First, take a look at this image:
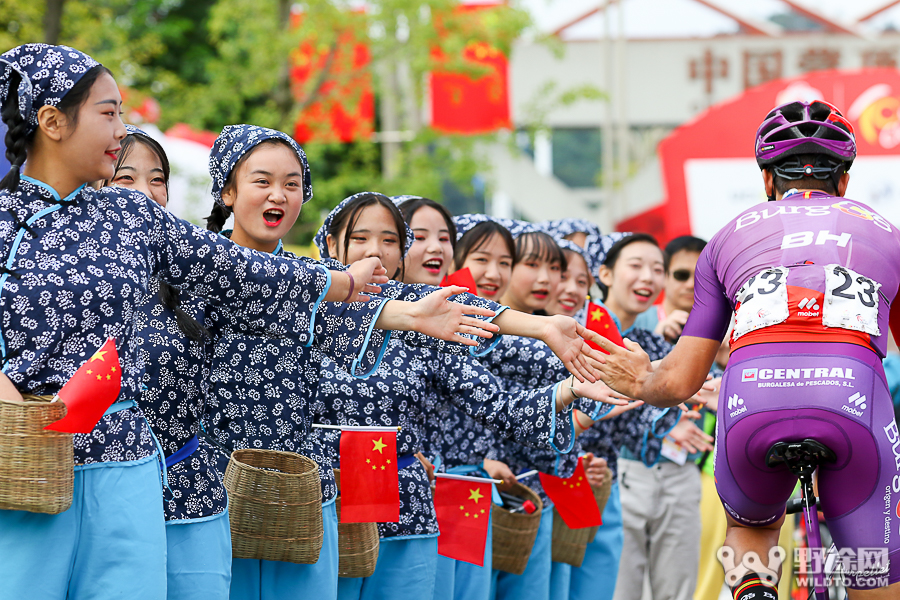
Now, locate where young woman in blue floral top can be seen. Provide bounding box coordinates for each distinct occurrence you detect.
[312,194,625,600]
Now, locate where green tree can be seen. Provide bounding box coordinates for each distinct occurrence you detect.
[1,1,600,244]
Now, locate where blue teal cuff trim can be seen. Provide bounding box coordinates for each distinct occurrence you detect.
[103,400,135,416]
[549,382,575,455]
[469,305,508,357]
[351,298,391,378]
[589,400,615,421]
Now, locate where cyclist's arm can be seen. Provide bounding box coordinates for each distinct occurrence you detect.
[594,244,729,407]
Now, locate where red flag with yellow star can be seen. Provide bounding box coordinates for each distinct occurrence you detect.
[585,302,625,354]
[538,457,603,529]
[339,430,400,523]
[434,476,493,565]
[45,338,122,434]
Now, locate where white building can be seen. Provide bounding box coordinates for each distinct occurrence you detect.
[492,0,900,231]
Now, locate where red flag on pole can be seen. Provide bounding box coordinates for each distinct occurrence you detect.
[339,430,400,523]
[440,268,477,294]
[538,457,603,529]
[45,338,122,434]
[585,302,625,354]
[434,475,493,565]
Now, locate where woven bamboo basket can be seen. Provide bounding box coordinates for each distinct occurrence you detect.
[224,448,323,564]
[333,468,380,578]
[551,466,614,567]
[0,395,73,514]
[491,482,543,575]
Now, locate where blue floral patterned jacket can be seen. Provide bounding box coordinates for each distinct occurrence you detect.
[0,178,331,468]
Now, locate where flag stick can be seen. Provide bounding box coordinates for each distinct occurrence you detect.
[311,424,401,432]
[435,473,503,485]
[515,470,539,480]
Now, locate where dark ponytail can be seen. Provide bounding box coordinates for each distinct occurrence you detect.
[205,203,232,234]
[158,282,210,342]
[0,70,29,193]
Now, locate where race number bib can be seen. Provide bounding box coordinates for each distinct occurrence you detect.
[822,265,881,335]
[732,267,790,340]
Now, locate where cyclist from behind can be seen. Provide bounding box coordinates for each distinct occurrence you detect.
[594,100,900,599]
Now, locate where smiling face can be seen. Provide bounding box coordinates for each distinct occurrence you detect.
[111,141,168,207]
[54,71,127,187]
[547,250,591,318]
[221,142,304,253]
[598,240,665,324]
[456,231,514,301]
[501,235,564,314]
[403,206,454,285]
[327,203,403,277]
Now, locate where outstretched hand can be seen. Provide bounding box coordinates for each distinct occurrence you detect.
[411,286,499,346]
[668,413,714,454]
[343,257,389,303]
[588,335,654,399]
[570,376,631,408]
[541,315,605,383]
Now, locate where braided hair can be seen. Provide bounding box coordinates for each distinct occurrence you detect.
[205,203,232,234]
[0,70,29,193]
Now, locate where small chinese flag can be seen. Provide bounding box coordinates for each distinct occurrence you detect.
[339,430,400,523]
[434,477,493,566]
[585,302,625,354]
[538,457,603,529]
[440,268,477,294]
[45,338,122,434]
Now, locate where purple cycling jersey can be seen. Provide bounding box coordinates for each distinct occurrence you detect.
[683,189,900,588]
[683,190,900,357]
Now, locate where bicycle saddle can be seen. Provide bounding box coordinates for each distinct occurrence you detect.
[765,438,837,473]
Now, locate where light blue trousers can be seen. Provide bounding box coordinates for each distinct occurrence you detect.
[0,455,167,600]
[166,510,232,600]
[339,536,439,600]
[569,482,623,600]
[492,506,554,600]
[433,514,493,600]
[230,499,338,600]
[550,560,572,600]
